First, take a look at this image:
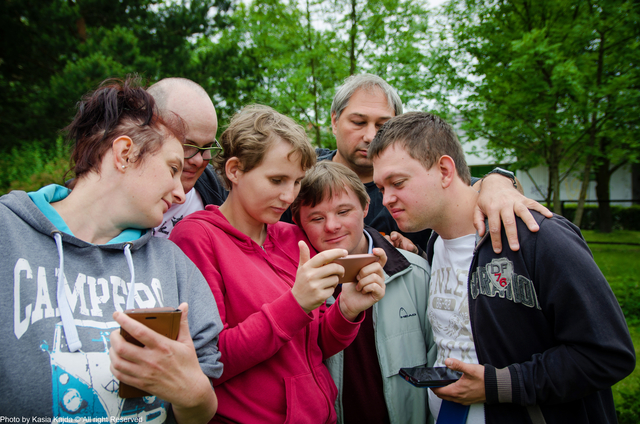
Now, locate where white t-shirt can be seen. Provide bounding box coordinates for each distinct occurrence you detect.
[427,234,485,423]
[152,188,204,238]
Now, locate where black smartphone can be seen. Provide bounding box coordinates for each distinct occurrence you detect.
[118,306,181,398]
[331,254,380,284]
[399,366,462,388]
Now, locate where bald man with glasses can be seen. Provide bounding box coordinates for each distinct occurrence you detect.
[148,78,228,238]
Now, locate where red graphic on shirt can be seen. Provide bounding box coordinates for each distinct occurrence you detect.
[487,258,513,292]
[494,272,508,287]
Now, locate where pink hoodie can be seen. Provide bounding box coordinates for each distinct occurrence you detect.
[170,206,362,423]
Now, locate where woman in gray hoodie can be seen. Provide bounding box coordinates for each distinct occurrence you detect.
[0,77,223,423]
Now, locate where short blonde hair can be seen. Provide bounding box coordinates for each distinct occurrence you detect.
[212,105,316,189]
[291,161,370,226]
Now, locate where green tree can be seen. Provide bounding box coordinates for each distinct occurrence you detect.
[325,0,435,109]
[203,0,436,145]
[590,1,640,231]
[194,0,347,146]
[433,0,640,226]
[0,0,233,154]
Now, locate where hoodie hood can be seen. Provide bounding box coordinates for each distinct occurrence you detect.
[183,204,304,264]
[192,204,258,250]
[19,185,151,250]
[173,204,313,285]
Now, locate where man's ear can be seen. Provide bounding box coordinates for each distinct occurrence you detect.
[112,136,134,171]
[439,155,457,189]
[363,201,370,219]
[331,112,338,136]
[225,157,242,185]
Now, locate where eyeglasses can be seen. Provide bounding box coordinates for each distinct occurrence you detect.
[183,139,222,160]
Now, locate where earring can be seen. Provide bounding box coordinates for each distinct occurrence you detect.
[122,165,126,169]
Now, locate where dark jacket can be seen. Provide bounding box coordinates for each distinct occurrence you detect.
[427,212,635,424]
[194,164,228,206]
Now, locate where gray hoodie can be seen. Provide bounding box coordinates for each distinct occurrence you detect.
[0,189,223,421]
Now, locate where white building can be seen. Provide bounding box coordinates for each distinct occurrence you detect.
[463,137,638,207]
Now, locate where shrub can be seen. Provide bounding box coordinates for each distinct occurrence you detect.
[0,138,71,195]
[608,277,640,326]
[617,389,640,424]
[562,204,640,231]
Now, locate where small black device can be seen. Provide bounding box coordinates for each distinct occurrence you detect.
[399,366,462,388]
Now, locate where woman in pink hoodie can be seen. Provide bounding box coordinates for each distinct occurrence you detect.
[170,105,386,423]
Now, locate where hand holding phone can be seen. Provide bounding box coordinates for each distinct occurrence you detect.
[331,254,380,284]
[399,366,463,388]
[292,242,351,313]
[118,306,181,398]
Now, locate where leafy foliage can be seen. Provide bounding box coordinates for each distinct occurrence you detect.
[585,231,640,419]
[0,0,439,192]
[195,0,434,147]
[616,384,640,424]
[562,204,640,231]
[0,137,71,194]
[0,0,232,153]
[432,0,640,216]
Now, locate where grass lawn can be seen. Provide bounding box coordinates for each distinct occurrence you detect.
[582,230,640,423]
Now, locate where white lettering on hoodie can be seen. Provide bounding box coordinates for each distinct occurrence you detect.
[14,258,162,340]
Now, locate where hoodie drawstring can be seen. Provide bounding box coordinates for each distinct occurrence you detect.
[123,242,136,310]
[53,231,82,352]
[52,234,137,353]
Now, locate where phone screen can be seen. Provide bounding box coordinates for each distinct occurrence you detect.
[399,366,462,388]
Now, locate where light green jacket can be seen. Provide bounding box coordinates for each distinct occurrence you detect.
[325,246,437,424]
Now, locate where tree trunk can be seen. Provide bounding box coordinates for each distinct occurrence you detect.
[575,112,597,227]
[306,0,321,146]
[573,30,611,232]
[633,163,640,206]
[545,173,553,208]
[594,158,613,233]
[573,154,592,228]
[549,139,562,214]
[550,162,561,214]
[349,0,357,75]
